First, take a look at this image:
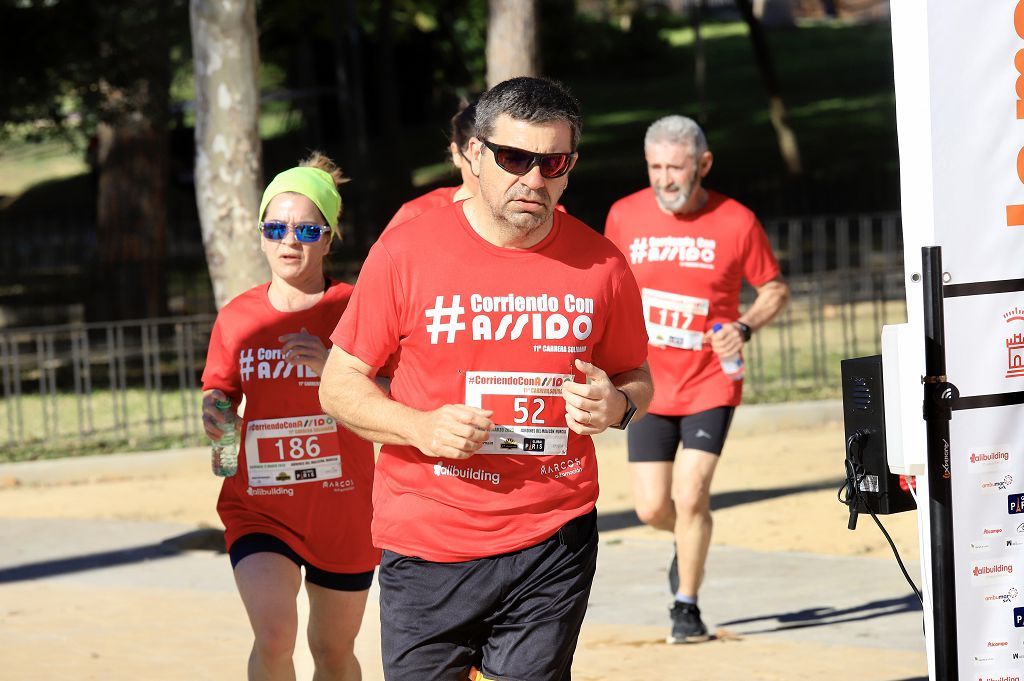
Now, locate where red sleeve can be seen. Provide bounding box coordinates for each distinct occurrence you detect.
[603,204,620,245]
[330,241,404,368]
[383,202,418,234]
[592,263,648,378]
[201,315,243,403]
[741,218,781,287]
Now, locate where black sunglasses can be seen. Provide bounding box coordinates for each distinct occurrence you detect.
[481,140,576,179]
[258,221,331,243]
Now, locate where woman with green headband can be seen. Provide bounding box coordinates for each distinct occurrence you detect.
[201,152,379,681]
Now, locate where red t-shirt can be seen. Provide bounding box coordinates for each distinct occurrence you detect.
[384,186,461,232]
[202,281,380,573]
[605,189,780,416]
[331,204,648,562]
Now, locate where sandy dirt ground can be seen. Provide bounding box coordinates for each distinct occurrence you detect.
[0,422,927,680]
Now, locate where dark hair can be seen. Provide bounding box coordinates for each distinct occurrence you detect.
[474,77,582,151]
[450,100,476,152]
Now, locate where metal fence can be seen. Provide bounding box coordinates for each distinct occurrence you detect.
[0,315,214,459]
[0,212,908,456]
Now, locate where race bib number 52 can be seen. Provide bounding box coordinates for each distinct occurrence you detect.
[465,371,571,456]
[244,415,342,487]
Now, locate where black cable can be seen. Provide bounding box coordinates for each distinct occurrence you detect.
[839,430,924,606]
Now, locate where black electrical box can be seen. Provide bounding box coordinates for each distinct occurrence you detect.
[840,354,916,516]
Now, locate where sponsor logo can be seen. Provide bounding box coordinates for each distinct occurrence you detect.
[982,587,1019,605]
[322,479,354,491]
[499,438,520,450]
[988,641,1010,647]
[982,475,1015,494]
[276,471,291,482]
[968,446,1013,472]
[974,653,996,666]
[1008,538,1024,550]
[523,437,546,453]
[971,541,993,554]
[1015,607,1024,627]
[1005,306,1024,378]
[424,294,595,345]
[627,235,718,269]
[540,457,583,479]
[974,562,1016,583]
[695,428,712,440]
[433,462,500,485]
[246,486,294,497]
[943,439,951,479]
[294,468,317,481]
[984,527,1005,536]
[1009,494,1024,514]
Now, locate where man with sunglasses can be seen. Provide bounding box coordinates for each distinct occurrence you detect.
[320,76,652,681]
[605,115,789,644]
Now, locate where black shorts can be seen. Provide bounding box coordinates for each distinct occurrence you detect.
[379,509,598,681]
[627,407,735,461]
[229,533,374,592]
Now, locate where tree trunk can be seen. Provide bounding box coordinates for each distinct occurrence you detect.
[486,0,539,88]
[736,0,803,176]
[94,112,169,321]
[190,0,268,310]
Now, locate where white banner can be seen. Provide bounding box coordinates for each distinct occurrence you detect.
[892,2,1024,678]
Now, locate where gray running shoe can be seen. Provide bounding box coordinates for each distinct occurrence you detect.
[667,602,712,644]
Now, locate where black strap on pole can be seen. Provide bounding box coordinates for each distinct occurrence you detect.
[920,246,958,679]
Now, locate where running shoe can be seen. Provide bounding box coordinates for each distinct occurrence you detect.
[667,602,712,644]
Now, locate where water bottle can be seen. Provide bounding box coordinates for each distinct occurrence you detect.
[211,399,239,477]
[711,323,745,381]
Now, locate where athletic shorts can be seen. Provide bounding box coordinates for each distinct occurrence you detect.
[379,509,598,681]
[627,407,735,461]
[229,533,374,592]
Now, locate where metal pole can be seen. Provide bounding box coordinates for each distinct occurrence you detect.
[920,246,958,680]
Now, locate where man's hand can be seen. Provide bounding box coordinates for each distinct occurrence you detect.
[201,389,234,441]
[410,404,494,460]
[562,359,628,435]
[704,323,744,359]
[279,327,329,376]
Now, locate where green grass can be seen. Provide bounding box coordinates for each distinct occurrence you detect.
[0,137,88,202]
[0,387,206,462]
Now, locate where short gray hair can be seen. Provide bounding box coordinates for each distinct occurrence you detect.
[644,115,708,157]
[475,77,583,151]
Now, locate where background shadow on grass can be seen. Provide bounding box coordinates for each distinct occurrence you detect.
[597,478,843,532]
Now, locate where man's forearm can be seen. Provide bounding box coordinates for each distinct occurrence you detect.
[320,366,422,446]
[739,280,790,331]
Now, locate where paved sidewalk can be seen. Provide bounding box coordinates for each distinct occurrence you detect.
[0,515,925,680]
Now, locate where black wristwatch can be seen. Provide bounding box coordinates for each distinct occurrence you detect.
[733,321,752,343]
[611,389,637,430]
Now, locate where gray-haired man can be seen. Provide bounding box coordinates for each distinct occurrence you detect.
[605,115,789,644]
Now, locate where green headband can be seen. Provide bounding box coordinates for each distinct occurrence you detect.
[258,166,341,231]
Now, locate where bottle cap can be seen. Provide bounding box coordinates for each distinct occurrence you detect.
[712,323,723,332]
[214,399,231,410]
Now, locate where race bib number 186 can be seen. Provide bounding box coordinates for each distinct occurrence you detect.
[465,371,571,456]
[244,415,342,487]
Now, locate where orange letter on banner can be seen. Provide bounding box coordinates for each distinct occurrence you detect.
[1016,50,1024,119]
[1016,0,1024,39]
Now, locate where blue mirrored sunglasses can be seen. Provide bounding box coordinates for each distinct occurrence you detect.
[258,221,331,243]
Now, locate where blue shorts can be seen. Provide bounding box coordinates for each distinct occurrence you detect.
[229,533,374,592]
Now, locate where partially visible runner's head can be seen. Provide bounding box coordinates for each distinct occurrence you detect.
[449,99,479,194]
[643,115,713,216]
[470,77,582,237]
[257,151,349,281]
